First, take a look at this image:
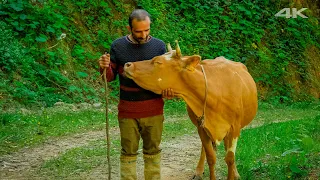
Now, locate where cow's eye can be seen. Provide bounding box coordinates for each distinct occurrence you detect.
[155,61,162,65]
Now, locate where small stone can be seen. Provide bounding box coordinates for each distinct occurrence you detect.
[77,102,91,109]
[54,102,64,106]
[93,103,102,108]
[20,108,31,115]
[65,104,76,110]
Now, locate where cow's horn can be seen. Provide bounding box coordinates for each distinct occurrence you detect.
[175,40,182,57]
[167,43,172,53]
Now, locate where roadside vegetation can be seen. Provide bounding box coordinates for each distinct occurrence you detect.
[1,0,319,109]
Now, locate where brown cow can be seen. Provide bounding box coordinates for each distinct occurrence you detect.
[124,41,258,180]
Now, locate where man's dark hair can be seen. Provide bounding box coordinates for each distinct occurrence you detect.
[128,9,151,29]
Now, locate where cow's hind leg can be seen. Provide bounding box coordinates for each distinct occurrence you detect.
[198,127,216,180]
[224,136,240,180]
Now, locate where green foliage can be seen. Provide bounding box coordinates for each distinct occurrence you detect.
[0,20,68,106]
[164,99,187,116]
[0,1,72,107]
[0,21,24,72]
[1,0,319,107]
[0,0,67,44]
[140,0,320,104]
[0,0,126,107]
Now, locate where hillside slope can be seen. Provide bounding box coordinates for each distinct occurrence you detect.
[0,0,319,109]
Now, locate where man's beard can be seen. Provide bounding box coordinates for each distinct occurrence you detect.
[132,34,149,44]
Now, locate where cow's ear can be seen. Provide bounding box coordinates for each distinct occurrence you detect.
[185,55,201,71]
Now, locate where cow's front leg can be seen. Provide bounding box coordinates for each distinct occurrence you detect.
[191,146,206,180]
[187,105,206,179]
[198,126,216,180]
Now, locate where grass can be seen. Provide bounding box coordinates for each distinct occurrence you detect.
[1,100,319,155]
[1,100,319,179]
[253,101,320,126]
[38,117,319,179]
[33,100,194,179]
[237,116,320,179]
[0,107,118,155]
[39,139,118,179]
[0,99,188,155]
[32,101,319,180]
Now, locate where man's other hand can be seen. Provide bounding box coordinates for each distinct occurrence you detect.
[162,88,175,99]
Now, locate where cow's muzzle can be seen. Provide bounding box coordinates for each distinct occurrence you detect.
[125,62,133,68]
[124,62,134,79]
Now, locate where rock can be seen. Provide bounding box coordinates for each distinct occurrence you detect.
[92,103,102,108]
[54,102,65,107]
[65,104,77,111]
[77,102,91,109]
[20,108,30,115]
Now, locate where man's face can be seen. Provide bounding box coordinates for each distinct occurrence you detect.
[130,17,151,44]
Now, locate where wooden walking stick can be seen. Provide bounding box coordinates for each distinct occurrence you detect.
[103,53,112,180]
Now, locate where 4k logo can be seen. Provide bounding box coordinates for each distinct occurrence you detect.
[275,8,308,18]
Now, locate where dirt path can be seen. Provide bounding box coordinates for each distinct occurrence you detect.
[0,129,220,179]
[0,130,109,179]
[0,129,203,179]
[0,117,285,180]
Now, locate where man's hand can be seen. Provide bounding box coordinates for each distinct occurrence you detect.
[99,53,110,69]
[162,88,175,99]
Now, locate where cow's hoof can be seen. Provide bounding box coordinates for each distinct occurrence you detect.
[190,175,202,180]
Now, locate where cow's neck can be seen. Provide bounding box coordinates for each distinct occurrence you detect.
[176,66,207,117]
